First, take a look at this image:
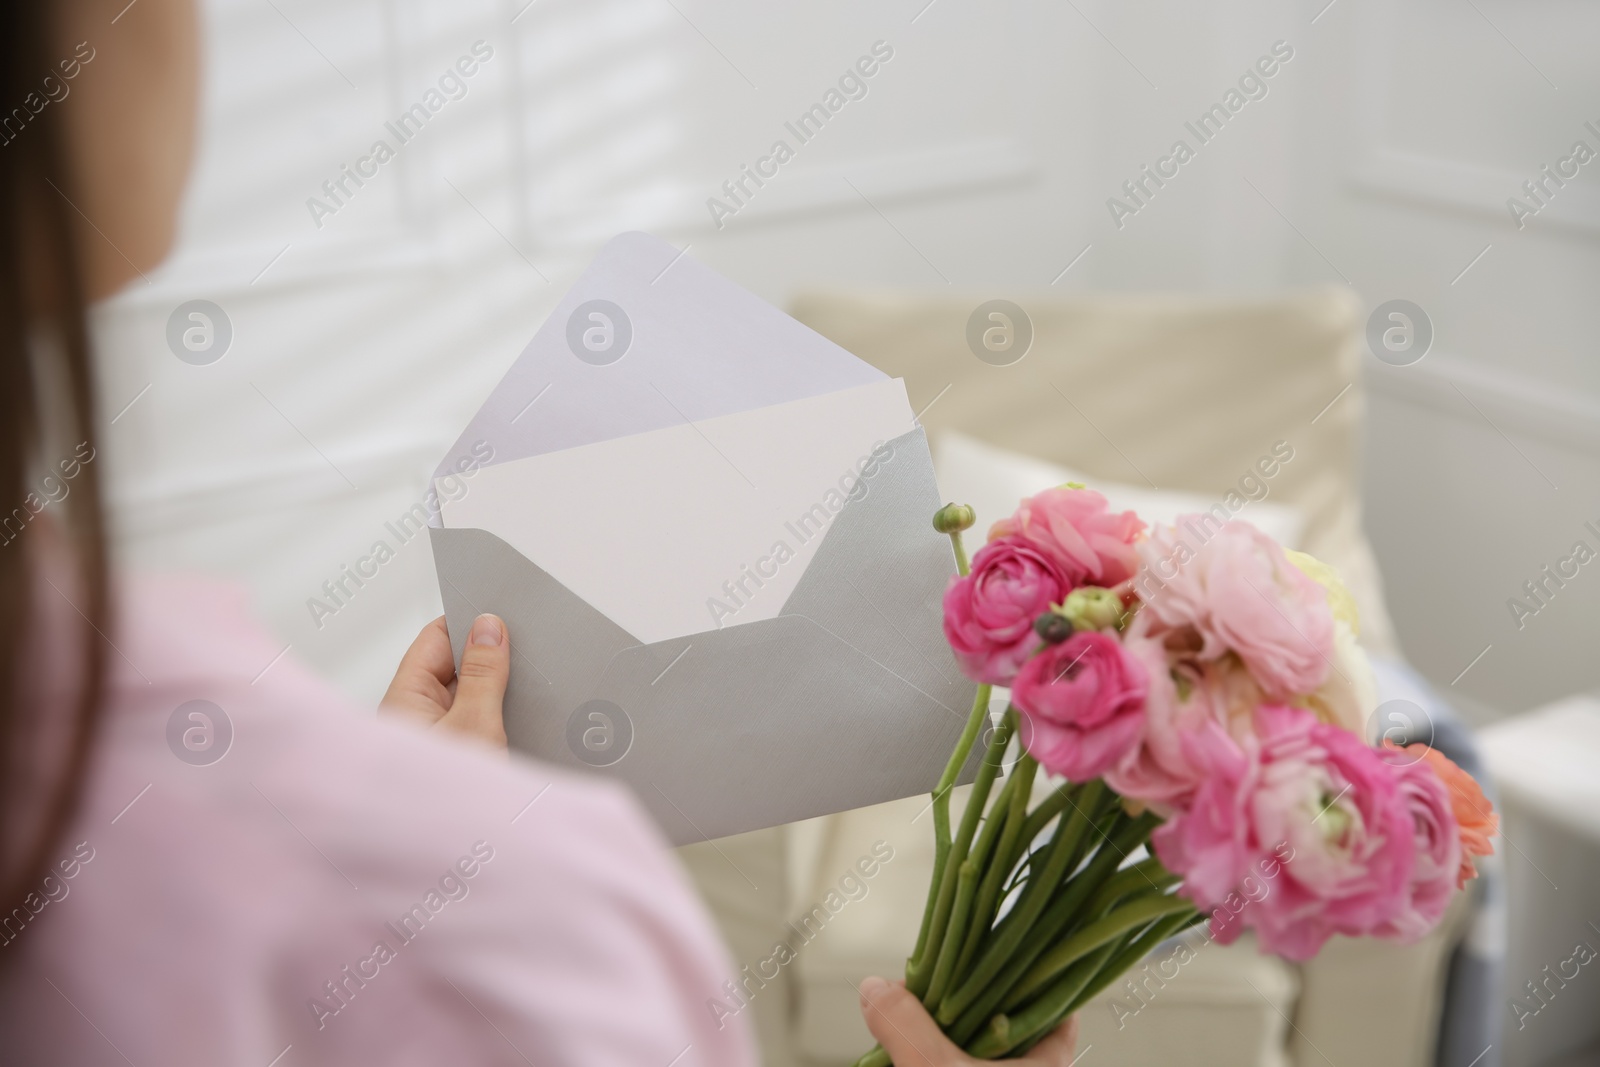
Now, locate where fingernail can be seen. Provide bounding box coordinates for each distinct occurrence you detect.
[859,976,889,1001]
[470,614,503,647]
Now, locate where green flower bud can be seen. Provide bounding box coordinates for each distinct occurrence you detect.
[932,503,976,535]
[1058,586,1125,632]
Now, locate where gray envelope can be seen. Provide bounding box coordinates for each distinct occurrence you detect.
[431,424,983,844]
[428,232,981,843]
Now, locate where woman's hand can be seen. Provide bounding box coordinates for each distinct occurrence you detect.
[858,977,1080,1066]
[381,614,510,748]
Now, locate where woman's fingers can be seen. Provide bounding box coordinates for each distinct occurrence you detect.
[857,975,1079,1067]
[380,616,456,725]
[435,613,509,748]
[381,614,509,748]
[858,977,965,1067]
[403,615,459,686]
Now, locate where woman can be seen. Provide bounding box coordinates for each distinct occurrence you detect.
[0,1,1076,1064]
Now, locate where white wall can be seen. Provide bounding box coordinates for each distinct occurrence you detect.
[96,0,1600,720]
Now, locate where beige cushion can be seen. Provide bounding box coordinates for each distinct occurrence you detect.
[788,286,1398,659]
[677,829,801,1067]
[1288,888,1473,1067]
[788,793,945,1062]
[934,430,1309,557]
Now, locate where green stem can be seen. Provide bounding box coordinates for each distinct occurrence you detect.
[936,782,1108,1026]
[1003,910,1203,1062]
[964,765,1021,878]
[1061,908,1201,1017]
[848,1045,889,1067]
[1011,781,1079,860]
[1082,857,1178,918]
[906,682,991,988]
[1003,891,1195,1010]
[916,709,1014,1003]
[949,527,971,577]
[952,754,1038,984]
[926,858,981,1008]
[965,941,1120,1059]
[992,781,1083,904]
[999,781,1080,896]
[908,521,982,990]
[944,809,1154,1043]
[925,715,1025,1005]
[1001,907,1205,1061]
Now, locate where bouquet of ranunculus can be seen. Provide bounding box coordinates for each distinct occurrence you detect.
[852,485,1498,1064]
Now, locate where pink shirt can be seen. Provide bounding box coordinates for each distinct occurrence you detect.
[0,574,756,1066]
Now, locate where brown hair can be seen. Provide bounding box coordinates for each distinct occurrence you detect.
[0,0,109,909]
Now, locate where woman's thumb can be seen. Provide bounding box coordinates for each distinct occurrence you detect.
[447,613,510,746]
[858,977,958,1067]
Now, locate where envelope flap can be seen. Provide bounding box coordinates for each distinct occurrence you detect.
[430,524,637,686]
[438,379,915,645]
[778,426,962,705]
[431,232,885,521]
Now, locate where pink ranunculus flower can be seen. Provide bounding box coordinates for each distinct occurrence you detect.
[1101,630,1213,813]
[1145,720,1257,907]
[989,486,1145,589]
[1372,744,1463,942]
[1013,631,1148,781]
[1135,519,1335,701]
[1152,704,1417,961]
[1103,610,1267,814]
[943,537,1072,686]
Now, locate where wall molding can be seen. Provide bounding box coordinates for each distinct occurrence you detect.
[671,137,1037,233]
[101,138,1035,307]
[1367,352,1600,456]
[1349,148,1600,238]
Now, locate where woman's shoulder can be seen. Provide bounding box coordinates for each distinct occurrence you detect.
[101,572,643,851]
[92,572,684,918]
[11,573,754,1066]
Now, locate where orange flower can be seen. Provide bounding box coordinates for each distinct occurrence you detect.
[1414,745,1498,888]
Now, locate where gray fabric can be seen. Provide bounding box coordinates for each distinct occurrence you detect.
[430,425,982,844]
[1436,898,1503,1067]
